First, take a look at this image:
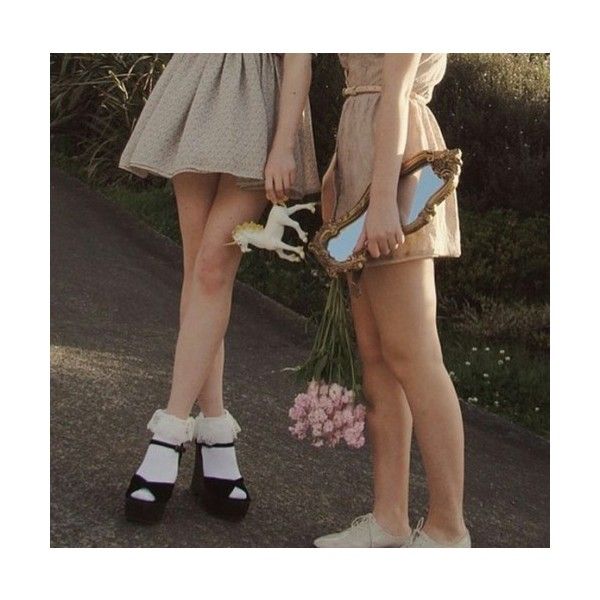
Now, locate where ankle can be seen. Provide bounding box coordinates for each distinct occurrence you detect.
[373,507,411,539]
[422,514,468,543]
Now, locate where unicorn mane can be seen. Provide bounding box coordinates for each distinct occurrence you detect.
[232,221,264,236]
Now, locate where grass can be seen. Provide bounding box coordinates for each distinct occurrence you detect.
[52,154,549,438]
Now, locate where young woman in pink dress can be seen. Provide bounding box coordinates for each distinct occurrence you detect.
[314,53,470,548]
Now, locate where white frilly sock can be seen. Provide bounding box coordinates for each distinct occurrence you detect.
[195,411,247,500]
[131,409,195,502]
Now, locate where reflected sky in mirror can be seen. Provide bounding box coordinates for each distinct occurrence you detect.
[405,165,443,223]
[327,212,367,261]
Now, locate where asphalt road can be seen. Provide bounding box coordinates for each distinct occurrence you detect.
[50,169,550,547]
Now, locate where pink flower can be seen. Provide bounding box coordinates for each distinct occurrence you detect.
[288,405,302,420]
[329,383,343,402]
[308,408,327,425]
[332,412,344,429]
[342,406,354,424]
[289,381,367,449]
[354,404,366,420]
[320,397,334,415]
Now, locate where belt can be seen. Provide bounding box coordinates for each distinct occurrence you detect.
[342,85,427,104]
[342,85,382,97]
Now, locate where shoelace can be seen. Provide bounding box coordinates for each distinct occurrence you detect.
[409,517,425,544]
[350,514,373,529]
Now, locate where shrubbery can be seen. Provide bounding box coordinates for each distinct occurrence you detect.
[50,53,168,184]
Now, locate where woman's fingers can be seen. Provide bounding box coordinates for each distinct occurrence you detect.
[367,238,381,259]
[274,174,287,202]
[366,230,403,258]
[265,174,276,203]
[285,168,296,196]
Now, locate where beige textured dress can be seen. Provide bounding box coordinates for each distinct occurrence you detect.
[119,53,320,199]
[323,53,461,265]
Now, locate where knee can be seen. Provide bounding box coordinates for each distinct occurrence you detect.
[380,335,444,384]
[359,348,388,408]
[192,246,237,294]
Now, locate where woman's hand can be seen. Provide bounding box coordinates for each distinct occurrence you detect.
[354,190,405,258]
[264,144,296,204]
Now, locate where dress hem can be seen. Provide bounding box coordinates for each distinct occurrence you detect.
[365,251,461,268]
[119,161,321,199]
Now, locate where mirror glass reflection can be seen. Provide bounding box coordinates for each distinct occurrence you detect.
[326,164,444,263]
[327,212,367,261]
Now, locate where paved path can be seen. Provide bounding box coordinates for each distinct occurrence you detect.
[50,169,549,547]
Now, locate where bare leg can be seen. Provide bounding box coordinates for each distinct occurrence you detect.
[166,174,267,418]
[349,278,413,539]
[362,258,467,543]
[173,173,225,415]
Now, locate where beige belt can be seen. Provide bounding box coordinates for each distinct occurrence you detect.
[342,85,427,104]
[342,85,382,97]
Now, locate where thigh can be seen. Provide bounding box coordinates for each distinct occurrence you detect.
[173,172,220,274]
[348,276,384,365]
[362,259,443,362]
[195,173,268,271]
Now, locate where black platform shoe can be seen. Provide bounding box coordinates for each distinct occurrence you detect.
[125,439,185,525]
[190,441,251,520]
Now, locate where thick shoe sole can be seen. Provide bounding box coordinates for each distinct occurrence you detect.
[201,493,250,521]
[190,484,250,521]
[125,497,167,525]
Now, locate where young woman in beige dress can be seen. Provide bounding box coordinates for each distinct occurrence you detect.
[314,53,470,547]
[119,54,319,524]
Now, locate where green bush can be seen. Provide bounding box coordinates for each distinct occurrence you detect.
[446,297,549,352]
[50,53,168,185]
[435,208,549,306]
[431,53,549,215]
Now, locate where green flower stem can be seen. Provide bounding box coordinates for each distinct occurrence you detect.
[296,275,360,392]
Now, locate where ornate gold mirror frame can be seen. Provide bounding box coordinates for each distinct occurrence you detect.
[309,148,463,278]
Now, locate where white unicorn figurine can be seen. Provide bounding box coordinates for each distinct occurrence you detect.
[227,202,317,262]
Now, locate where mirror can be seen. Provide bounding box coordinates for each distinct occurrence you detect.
[310,149,462,277]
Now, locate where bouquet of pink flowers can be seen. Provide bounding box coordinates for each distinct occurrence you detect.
[289,380,366,448]
[288,277,366,449]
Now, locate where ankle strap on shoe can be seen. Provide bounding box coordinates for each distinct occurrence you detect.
[149,439,186,454]
[198,441,235,448]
